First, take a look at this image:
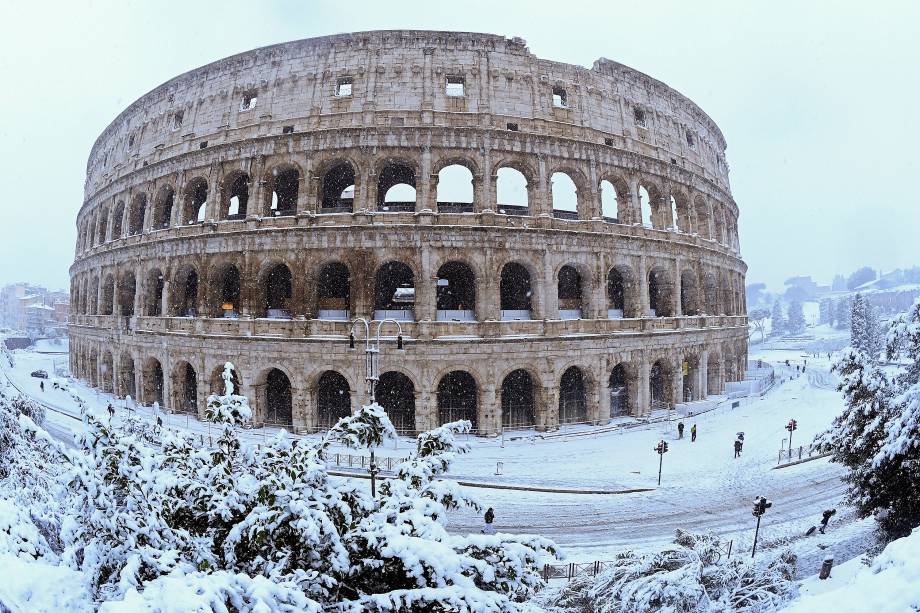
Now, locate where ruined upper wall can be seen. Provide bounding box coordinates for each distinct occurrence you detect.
[85,30,731,198]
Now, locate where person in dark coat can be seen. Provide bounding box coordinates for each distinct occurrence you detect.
[690,424,697,442]
[482,507,496,534]
[819,508,837,533]
[677,421,685,439]
[39,381,44,392]
[734,438,742,458]
[107,403,115,420]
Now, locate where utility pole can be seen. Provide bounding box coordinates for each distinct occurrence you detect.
[654,439,668,486]
[349,317,404,498]
[751,495,772,558]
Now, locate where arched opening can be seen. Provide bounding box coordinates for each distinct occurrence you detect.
[377,162,416,212]
[112,201,125,238]
[118,353,135,399]
[262,264,292,318]
[87,351,98,386]
[609,364,630,417]
[100,351,114,393]
[707,353,722,394]
[128,193,147,235]
[557,265,584,320]
[264,368,293,425]
[153,185,175,229]
[117,272,136,317]
[376,371,416,433]
[88,277,99,314]
[436,261,476,321]
[682,355,700,402]
[436,164,474,213]
[145,269,164,316]
[210,364,242,395]
[496,167,529,215]
[680,270,700,315]
[713,207,726,244]
[173,267,199,317]
[223,172,249,220]
[638,185,652,227]
[673,194,691,233]
[551,172,578,219]
[320,162,355,212]
[607,268,626,318]
[437,371,477,428]
[213,264,241,318]
[500,262,532,320]
[650,359,673,409]
[704,274,719,315]
[501,369,535,429]
[97,210,109,244]
[600,180,620,223]
[559,366,587,424]
[182,177,208,224]
[648,268,674,317]
[317,371,351,429]
[695,198,712,239]
[374,261,414,320]
[317,262,350,320]
[144,359,164,407]
[267,166,299,217]
[175,362,197,414]
[100,275,114,315]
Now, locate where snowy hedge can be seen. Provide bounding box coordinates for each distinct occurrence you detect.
[539,530,797,613]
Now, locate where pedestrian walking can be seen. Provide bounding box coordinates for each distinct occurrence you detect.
[733,438,742,458]
[39,381,44,392]
[677,421,685,439]
[690,424,697,442]
[819,508,836,534]
[482,507,496,535]
[107,403,115,420]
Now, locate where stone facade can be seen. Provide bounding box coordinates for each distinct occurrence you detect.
[69,31,748,435]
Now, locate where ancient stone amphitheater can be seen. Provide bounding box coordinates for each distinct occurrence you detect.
[69,31,747,435]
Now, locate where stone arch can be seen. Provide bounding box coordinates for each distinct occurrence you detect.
[220,169,250,220]
[181,176,209,224]
[680,268,701,316]
[316,370,352,429]
[172,361,198,414]
[703,272,720,315]
[100,350,115,393]
[672,191,692,233]
[608,361,637,417]
[259,262,293,318]
[111,200,125,238]
[599,175,630,222]
[550,171,578,218]
[209,363,243,395]
[263,163,300,217]
[374,260,415,320]
[713,204,727,244]
[437,370,478,429]
[707,350,723,394]
[559,365,589,424]
[117,270,136,317]
[557,262,589,319]
[316,260,351,320]
[607,263,640,318]
[171,264,199,317]
[96,207,109,244]
[100,274,115,315]
[128,192,147,235]
[376,158,417,210]
[436,260,476,321]
[142,357,165,407]
[257,367,293,425]
[375,370,416,433]
[500,368,536,429]
[319,159,356,212]
[153,184,175,229]
[694,195,713,239]
[436,162,475,211]
[495,163,531,214]
[208,261,242,318]
[117,352,136,399]
[144,268,165,316]
[648,266,675,317]
[681,352,702,402]
[649,358,674,409]
[499,260,534,320]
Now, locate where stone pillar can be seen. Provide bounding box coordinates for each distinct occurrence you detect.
[638,256,650,316]
[543,259,558,320]
[417,247,435,322]
[478,145,493,212]
[363,167,378,212]
[205,164,222,221]
[593,255,607,318]
[418,149,433,211]
[538,384,558,432]
[674,257,683,317]
[673,356,684,405]
[638,359,651,416]
[479,384,498,436]
[700,351,709,397]
[248,157,266,218]
[596,363,610,425]
[416,389,437,432]
[533,156,551,216]
[297,156,312,215]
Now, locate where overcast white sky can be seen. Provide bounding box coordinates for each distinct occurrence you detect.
[0,1,917,292]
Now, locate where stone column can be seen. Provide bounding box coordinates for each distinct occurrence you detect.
[638,359,651,416]
[533,156,551,216]
[478,144,493,212]
[248,157,266,218]
[638,255,650,316]
[479,384,498,436]
[673,356,684,405]
[543,259,558,320]
[205,164,222,221]
[674,257,683,317]
[537,384,558,432]
[417,247,435,322]
[416,389,437,432]
[596,362,610,425]
[700,351,709,397]
[418,149,433,211]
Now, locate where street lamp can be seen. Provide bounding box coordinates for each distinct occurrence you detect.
[654,439,668,486]
[348,317,405,497]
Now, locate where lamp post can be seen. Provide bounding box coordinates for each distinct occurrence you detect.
[348,317,405,498]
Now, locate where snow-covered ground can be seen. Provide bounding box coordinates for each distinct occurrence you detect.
[0,334,874,578]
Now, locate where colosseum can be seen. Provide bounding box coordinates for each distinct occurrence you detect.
[69,30,747,436]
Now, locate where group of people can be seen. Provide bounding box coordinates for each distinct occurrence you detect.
[676,421,697,442]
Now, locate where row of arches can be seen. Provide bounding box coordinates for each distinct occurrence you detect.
[70,339,747,435]
[77,155,739,254]
[72,257,745,321]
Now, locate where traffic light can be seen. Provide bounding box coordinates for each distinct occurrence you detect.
[786,419,797,432]
[752,496,772,517]
[655,440,668,454]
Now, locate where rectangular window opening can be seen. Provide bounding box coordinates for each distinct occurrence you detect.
[336,77,353,97]
[128,134,135,147]
[506,122,519,131]
[604,138,614,146]
[633,107,647,128]
[199,141,208,149]
[686,131,695,148]
[446,76,465,97]
[282,125,294,134]
[240,91,258,111]
[552,87,567,108]
[173,110,184,130]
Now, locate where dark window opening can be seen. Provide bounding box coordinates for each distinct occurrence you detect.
[321,162,355,212]
[265,369,292,425]
[650,360,670,408]
[318,371,351,429]
[215,265,241,317]
[181,364,197,413]
[263,265,292,318]
[282,125,294,134]
[183,178,208,224]
[609,364,629,417]
[269,167,299,216]
[317,263,350,318]
[225,173,249,220]
[176,270,198,317]
[686,131,695,148]
[604,138,614,146]
[500,262,532,318]
[118,273,136,317]
[501,369,535,429]
[559,367,587,424]
[173,110,184,130]
[552,87,567,108]
[436,261,475,320]
[376,372,415,433]
[634,107,647,128]
[557,265,583,317]
[128,194,146,235]
[437,371,477,428]
[199,141,208,149]
[374,261,414,319]
[240,91,258,111]
[147,271,164,316]
[506,122,519,131]
[154,187,174,229]
[377,163,416,210]
[607,268,626,317]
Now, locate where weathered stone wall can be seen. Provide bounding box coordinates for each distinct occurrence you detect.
[70,31,748,435]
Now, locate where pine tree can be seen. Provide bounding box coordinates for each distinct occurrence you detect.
[835,297,851,330]
[787,300,805,334]
[819,298,832,325]
[770,301,785,337]
[851,293,868,352]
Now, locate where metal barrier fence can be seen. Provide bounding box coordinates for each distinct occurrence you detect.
[542,540,732,581]
[777,444,827,465]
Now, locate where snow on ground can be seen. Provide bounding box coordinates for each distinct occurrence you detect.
[0,553,92,612]
[0,331,875,578]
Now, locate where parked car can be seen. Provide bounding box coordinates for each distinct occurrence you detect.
[30,370,49,379]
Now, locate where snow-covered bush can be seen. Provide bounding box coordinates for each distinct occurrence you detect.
[539,530,796,613]
[60,362,557,610]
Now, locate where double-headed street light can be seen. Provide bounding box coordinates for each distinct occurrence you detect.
[348,317,405,497]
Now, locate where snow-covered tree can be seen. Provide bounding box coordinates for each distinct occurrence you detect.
[770,301,785,337]
[60,363,558,610]
[786,300,805,334]
[819,298,832,326]
[850,294,884,360]
[834,297,851,330]
[539,530,797,613]
[749,308,769,343]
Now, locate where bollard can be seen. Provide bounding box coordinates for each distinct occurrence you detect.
[819,557,834,580]
[495,461,504,476]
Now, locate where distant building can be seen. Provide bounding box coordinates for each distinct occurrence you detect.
[0,283,69,334]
